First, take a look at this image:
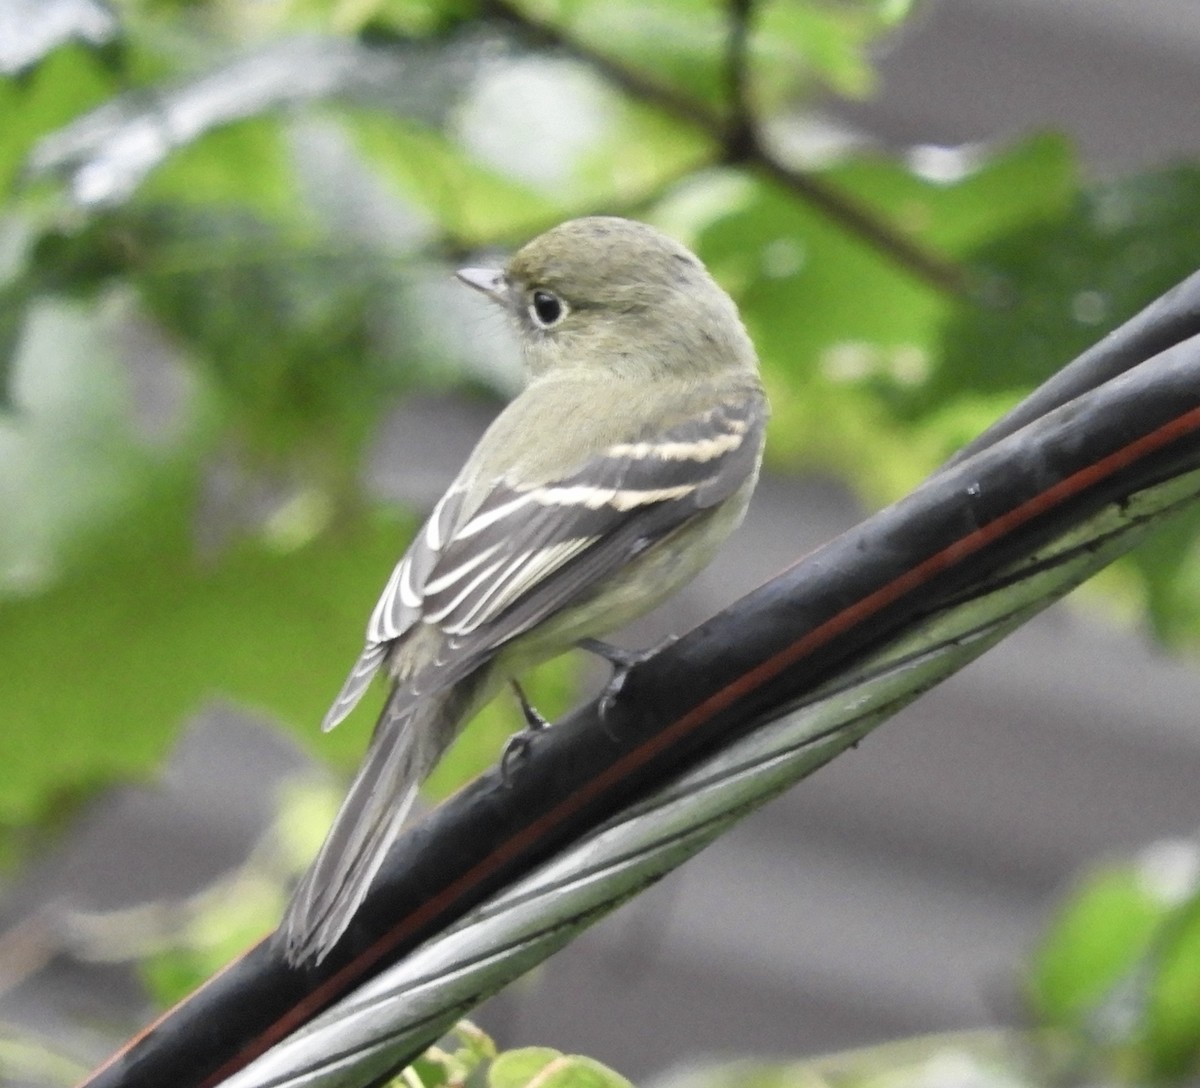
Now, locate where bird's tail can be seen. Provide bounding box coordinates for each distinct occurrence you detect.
[280,675,483,966]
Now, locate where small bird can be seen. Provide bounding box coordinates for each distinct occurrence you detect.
[281,216,768,965]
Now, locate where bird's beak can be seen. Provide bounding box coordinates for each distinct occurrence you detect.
[456,266,509,302]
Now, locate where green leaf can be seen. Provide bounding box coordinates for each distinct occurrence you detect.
[1027,864,1167,1025]
[349,112,562,241]
[1144,892,1200,1080]
[1122,508,1200,645]
[934,164,1200,407]
[405,1021,498,1086]
[0,294,207,591]
[658,136,1075,498]
[0,502,416,844]
[573,96,714,206]
[111,201,420,459]
[0,1026,89,1088]
[504,0,918,118]
[283,0,479,37]
[0,44,118,198]
[515,0,730,113]
[137,115,301,222]
[754,0,900,101]
[0,274,31,411]
[139,870,284,1007]
[931,163,1200,641]
[490,1048,632,1088]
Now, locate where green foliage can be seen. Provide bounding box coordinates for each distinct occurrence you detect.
[933,165,1200,407]
[1027,841,1200,1083]
[4,0,1200,1080]
[685,134,1076,496]
[285,0,481,37]
[0,494,421,832]
[6,0,1021,872]
[349,112,563,238]
[509,0,907,114]
[0,1028,90,1088]
[489,1048,632,1088]
[406,1021,497,1086]
[636,1031,1053,1088]
[369,1025,632,1088]
[139,871,286,1008]
[0,45,118,197]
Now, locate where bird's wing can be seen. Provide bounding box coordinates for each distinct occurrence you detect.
[398,392,765,701]
[323,392,765,730]
[320,485,468,730]
[289,392,764,963]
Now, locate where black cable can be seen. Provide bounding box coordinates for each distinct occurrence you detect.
[80,273,1200,1088]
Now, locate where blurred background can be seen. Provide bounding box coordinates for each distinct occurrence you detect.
[2,1,1200,1085]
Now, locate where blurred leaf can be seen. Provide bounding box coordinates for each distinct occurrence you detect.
[1028,864,1165,1025]
[0,0,121,76]
[0,295,206,589]
[671,135,1076,498]
[930,164,1200,639]
[139,870,283,1007]
[137,115,301,220]
[106,201,422,459]
[446,53,714,225]
[1122,507,1200,645]
[898,133,1077,251]
[0,43,118,198]
[574,96,714,207]
[0,1026,89,1087]
[933,165,1200,408]
[0,502,414,845]
[0,277,30,411]
[1146,893,1200,1080]
[490,1048,632,1088]
[350,112,561,240]
[873,0,920,27]
[1025,841,1200,1083]
[753,0,905,101]
[516,0,730,113]
[510,0,905,116]
[643,1031,1044,1088]
[407,1020,497,1086]
[283,0,479,37]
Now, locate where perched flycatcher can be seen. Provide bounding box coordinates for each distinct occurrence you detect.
[282,216,768,965]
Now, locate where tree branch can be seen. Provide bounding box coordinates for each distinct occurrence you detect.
[723,0,756,161]
[479,0,969,297]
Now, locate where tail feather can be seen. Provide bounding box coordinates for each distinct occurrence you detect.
[320,642,388,733]
[281,676,480,966]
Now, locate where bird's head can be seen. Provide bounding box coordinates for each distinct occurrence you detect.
[457,216,757,382]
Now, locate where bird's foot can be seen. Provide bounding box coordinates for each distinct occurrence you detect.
[501,679,550,784]
[577,636,676,717]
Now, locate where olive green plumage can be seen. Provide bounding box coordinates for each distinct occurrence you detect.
[282,216,768,965]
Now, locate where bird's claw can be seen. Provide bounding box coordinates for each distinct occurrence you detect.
[500,639,677,782]
[502,680,550,785]
[578,636,676,717]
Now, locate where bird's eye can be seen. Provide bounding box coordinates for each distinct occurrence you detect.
[529,290,567,328]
